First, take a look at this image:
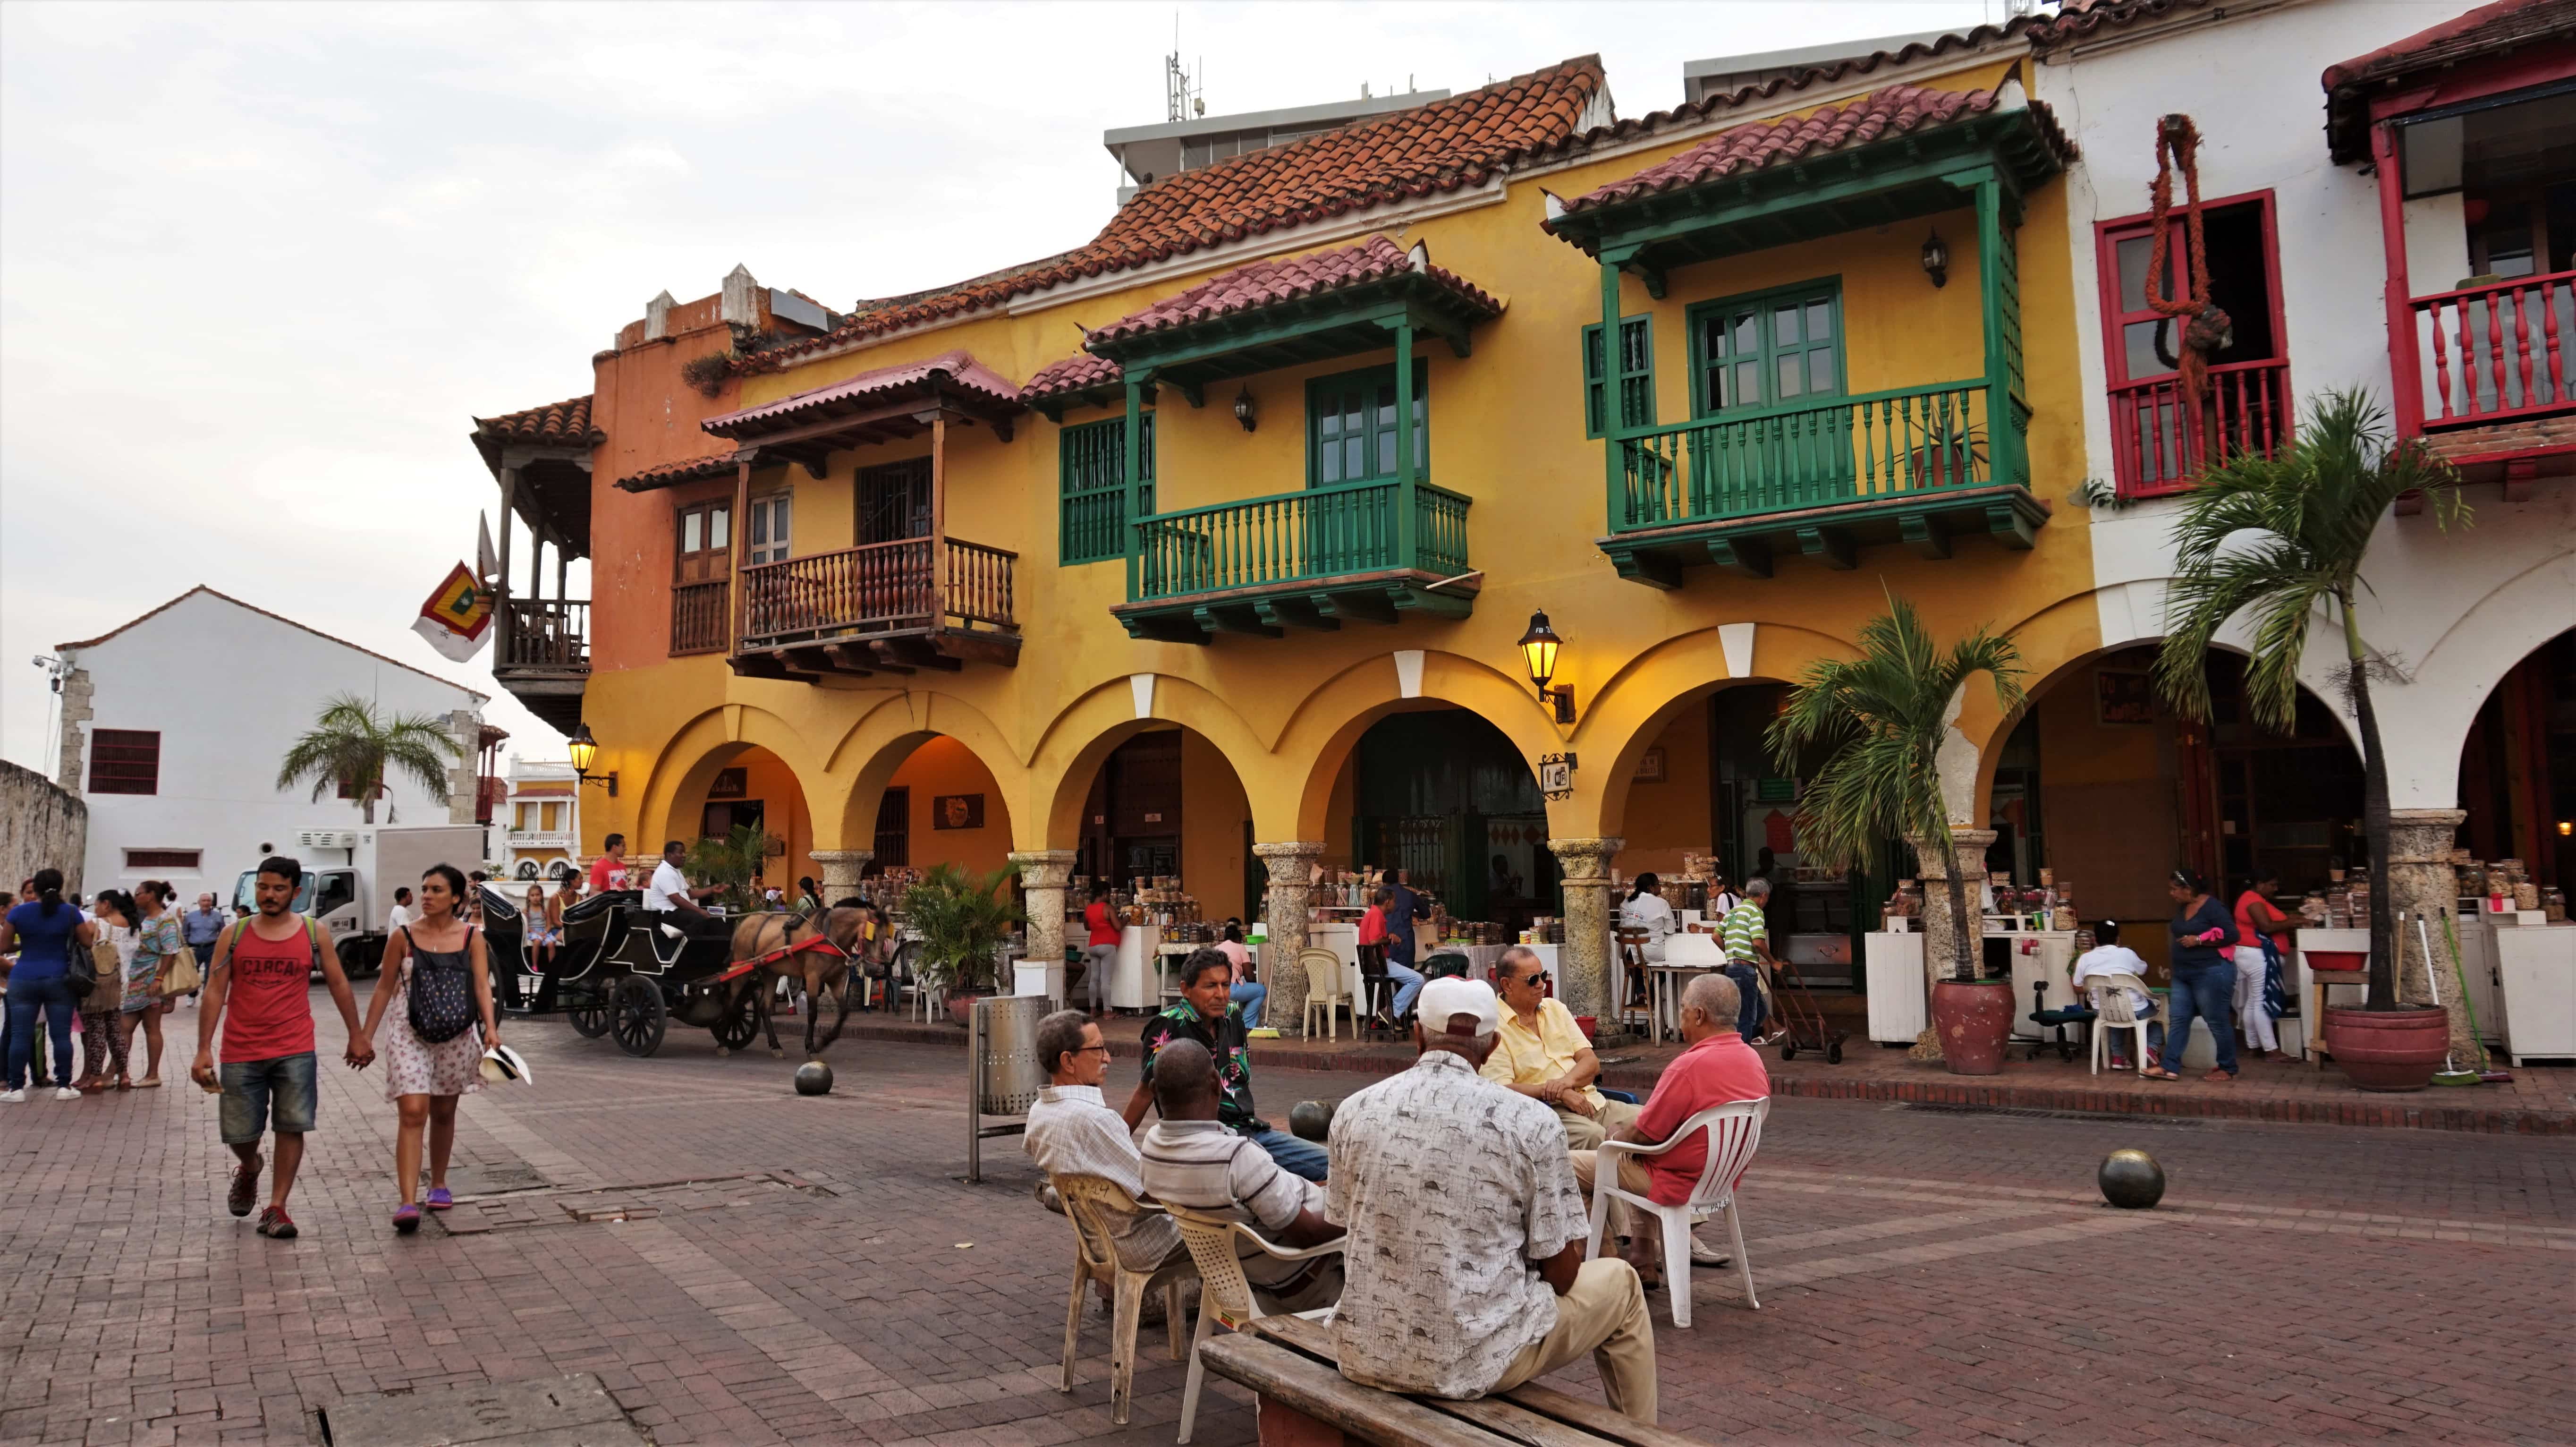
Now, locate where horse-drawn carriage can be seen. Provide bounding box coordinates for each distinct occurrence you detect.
[477,885,859,1060]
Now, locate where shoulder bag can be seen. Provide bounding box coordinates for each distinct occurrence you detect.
[158,918,202,997]
[65,924,100,1000]
[406,926,479,1043]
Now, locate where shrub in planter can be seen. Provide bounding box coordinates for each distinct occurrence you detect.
[903,864,1024,1022]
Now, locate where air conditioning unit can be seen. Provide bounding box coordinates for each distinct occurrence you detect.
[298,830,358,850]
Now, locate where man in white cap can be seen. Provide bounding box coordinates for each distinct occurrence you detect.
[1324,976,1658,1423]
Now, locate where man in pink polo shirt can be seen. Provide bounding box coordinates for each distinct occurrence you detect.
[1569,971,1769,1287]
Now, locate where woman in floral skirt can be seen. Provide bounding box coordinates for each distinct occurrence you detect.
[356,864,499,1234]
[119,880,183,1087]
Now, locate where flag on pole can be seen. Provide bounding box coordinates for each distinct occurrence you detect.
[476,512,499,585]
[415,563,493,663]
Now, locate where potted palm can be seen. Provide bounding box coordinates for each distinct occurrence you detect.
[1770,592,2025,1074]
[2153,389,2466,1090]
[685,825,769,912]
[903,864,1025,1025]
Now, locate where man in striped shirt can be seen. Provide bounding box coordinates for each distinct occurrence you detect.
[1717,878,1779,1043]
[1140,1038,1344,1311]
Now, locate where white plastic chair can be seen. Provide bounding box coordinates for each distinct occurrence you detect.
[2086,972,2159,1075]
[1170,1205,1342,1444]
[1052,1174,1196,1425]
[1584,1097,1769,1327]
[1299,948,1352,1040]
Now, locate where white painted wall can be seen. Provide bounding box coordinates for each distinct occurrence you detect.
[59,589,488,896]
[497,758,582,880]
[2038,0,2576,807]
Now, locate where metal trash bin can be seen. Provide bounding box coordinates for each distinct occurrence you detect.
[966,994,1048,1183]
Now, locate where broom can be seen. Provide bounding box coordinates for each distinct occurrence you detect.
[2440,906,2512,1084]
[2421,911,2481,1087]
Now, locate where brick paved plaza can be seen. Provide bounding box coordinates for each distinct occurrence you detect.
[2,993,2571,1447]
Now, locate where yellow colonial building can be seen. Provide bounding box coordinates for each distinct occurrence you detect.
[474,32,2126,1028]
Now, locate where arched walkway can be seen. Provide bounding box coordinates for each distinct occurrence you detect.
[633,706,827,902]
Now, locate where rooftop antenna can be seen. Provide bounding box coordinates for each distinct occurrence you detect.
[1164,18,1201,123]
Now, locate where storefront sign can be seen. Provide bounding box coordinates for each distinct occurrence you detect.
[1538,752,1577,800]
[934,793,985,830]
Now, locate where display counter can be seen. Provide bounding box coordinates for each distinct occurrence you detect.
[1863,930,1926,1045]
[1107,924,1162,1010]
[2493,917,2575,1065]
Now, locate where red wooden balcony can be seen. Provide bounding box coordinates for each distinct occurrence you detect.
[731,536,1018,679]
[670,580,730,656]
[2108,358,2293,499]
[2409,269,2573,431]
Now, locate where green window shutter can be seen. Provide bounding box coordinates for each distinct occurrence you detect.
[1306,361,1427,487]
[1583,316,1655,439]
[1058,413,1153,565]
[1690,280,1842,415]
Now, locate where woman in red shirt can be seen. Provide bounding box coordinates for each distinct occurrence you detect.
[2232,872,2293,1060]
[1081,885,1119,1015]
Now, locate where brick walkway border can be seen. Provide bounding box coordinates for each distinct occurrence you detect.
[819,1013,2576,1135]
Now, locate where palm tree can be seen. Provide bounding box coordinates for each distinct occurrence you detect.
[1768,592,2025,984]
[2152,388,2466,1011]
[276,693,464,824]
[686,825,771,912]
[905,863,1025,996]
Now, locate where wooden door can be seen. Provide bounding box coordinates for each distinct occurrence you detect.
[676,500,732,583]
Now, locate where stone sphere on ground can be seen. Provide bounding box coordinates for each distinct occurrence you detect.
[794,1060,834,1096]
[1288,1098,1333,1142]
[2098,1147,2165,1209]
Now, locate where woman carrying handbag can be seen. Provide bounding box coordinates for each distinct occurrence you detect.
[354,864,499,1235]
[121,880,184,1087]
[79,891,139,1092]
[0,869,97,1101]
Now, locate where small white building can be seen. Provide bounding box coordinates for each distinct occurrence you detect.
[52,587,491,897]
[496,758,582,882]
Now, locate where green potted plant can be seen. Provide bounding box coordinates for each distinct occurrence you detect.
[903,863,1025,1025]
[1769,591,2025,1074]
[2153,389,2466,1090]
[684,825,769,913]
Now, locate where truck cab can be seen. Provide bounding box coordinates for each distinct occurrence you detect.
[232,825,486,978]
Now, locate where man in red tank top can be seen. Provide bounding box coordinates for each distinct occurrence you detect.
[191,855,373,1239]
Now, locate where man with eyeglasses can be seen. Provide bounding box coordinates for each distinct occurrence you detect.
[1481,946,1641,1149]
[1025,1008,1186,1284]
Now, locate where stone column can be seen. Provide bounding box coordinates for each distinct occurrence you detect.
[1548,837,1623,1023]
[2384,808,2471,1063]
[809,849,872,904]
[1008,850,1078,971]
[1254,843,1325,1035]
[1911,828,1996,986]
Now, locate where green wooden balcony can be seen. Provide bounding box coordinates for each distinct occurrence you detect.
[1600,378,2046,585]
[1112,478,1474,641]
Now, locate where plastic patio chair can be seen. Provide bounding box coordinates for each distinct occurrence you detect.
[2085,972,2160,1075]
[1584,1097,1770,1327]
[1051,1174,1197,1425]
[1299,948,1353,1040]
[1169,1205,1343,1444]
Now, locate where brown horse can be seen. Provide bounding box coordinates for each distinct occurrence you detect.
[720,908,866,1059]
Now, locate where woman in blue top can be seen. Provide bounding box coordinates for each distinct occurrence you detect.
[0,868,100,1102]
[2147,868,2240,1082]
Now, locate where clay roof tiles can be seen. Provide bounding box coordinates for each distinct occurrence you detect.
[744,58,1607,375]
[613,451,742,494]
[1088,235,1501,347]
[703,349,1021,438]
[1557,84,2075,221]
[1020,352,1124,404]
[2322,0,2576,161]
[472,394,597,448]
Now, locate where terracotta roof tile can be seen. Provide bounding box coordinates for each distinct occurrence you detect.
[744,58,1607,375]
[1088,235,1501,346]
[2323,0,2574,161]
[1021,352,1124,404]
[473,394,596,448]
[614,451,741,494]
[703,350,1021,438]
[1555,84,2075,220]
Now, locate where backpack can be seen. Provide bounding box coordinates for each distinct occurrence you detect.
[404,926,478,1044]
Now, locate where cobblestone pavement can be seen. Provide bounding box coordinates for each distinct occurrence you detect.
[1,993,2570,1447]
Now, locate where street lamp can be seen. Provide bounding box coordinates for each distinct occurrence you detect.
[566,723,618,797]
[1518,610,1575,724]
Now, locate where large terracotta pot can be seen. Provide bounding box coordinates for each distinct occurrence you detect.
[943,988,992,1027]
[1932,979,2015,1075]
[2324,1004,2449,1091]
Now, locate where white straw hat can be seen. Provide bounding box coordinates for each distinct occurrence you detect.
[478,1043,532,1086]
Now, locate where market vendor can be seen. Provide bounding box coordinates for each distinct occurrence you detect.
[1122,948,1327,1182]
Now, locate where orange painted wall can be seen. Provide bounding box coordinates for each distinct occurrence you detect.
[890,736,1013,877]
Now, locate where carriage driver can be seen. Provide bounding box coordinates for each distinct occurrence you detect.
[645,841,728,937]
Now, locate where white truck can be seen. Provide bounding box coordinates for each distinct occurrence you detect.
[230,825,488,978]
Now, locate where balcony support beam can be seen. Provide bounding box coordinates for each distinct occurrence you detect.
[1796,526,1856,570]
[1985,502,2038,550]
[1705,537,1771,579]
[1898,513,1951,560]
[1313,589,1396,625]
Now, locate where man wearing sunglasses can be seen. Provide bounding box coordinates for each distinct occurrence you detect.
[1481,946,1641,1149]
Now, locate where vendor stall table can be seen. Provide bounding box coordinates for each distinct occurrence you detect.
[2296,928,2369,1067]
[2494,917,2575,1065]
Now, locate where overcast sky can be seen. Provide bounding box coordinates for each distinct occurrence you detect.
[0,0,1991,773]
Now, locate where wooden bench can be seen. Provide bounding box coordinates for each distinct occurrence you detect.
[1198,1313,1706,1447]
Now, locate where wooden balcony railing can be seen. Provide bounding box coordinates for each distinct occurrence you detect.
[1129,478,1471,602]
[499,597,588,672]
[2410,269,2574,431]
[670,579,730,655]
[1610,380,2011,530]
[2108,358,2292,499]
[739,536,1017,649]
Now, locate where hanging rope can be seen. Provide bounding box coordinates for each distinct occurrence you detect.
[2144,113,2234,459]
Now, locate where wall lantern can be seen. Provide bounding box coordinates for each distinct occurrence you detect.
[1518,610,1576,724]
[566,723,619,797]
[1920,230,1949,289]
[1233,384,1258,433]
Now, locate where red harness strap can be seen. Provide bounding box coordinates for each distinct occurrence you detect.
[710,929,848,986]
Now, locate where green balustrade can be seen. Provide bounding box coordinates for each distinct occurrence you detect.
[1130,479,1472,602]
[1611,380,2001,530]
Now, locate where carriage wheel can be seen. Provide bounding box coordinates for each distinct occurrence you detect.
[567,985,612,1039]
[612,976,668,1057]
[711,987,760,1051]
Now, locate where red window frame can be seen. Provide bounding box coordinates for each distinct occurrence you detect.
[2093,188,2294,497]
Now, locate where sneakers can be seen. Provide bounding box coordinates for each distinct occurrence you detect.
[392,1203,422,1235]
[52,1086,81,1101]
[228,1153,263,1218]
[254,1206,297,1239]
[424,1187,454,1211]
[1687,1237,1733,1269]
[0,1088,24,1104]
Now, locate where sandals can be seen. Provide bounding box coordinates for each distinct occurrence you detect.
[392,1203,422,1235]
[228,1153,263,1217]
[425,1187,454,1211]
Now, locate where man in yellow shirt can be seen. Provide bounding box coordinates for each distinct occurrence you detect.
[1482,947,1642,1149]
